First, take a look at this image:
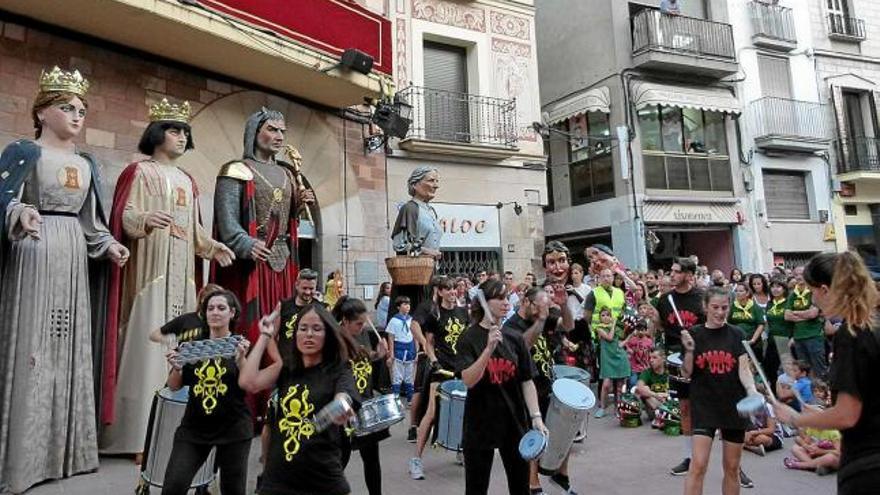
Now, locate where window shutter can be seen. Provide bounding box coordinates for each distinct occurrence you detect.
[423,42,469,142]
[757,55,792,98]
[763,171,810,220]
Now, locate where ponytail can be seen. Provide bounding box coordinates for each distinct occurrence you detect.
[805,251,878,332]
[829,252,878,332]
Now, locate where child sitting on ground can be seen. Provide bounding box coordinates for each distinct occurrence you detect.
[784,380,840,475]
[634,348,669,422]
[743,387,784,456]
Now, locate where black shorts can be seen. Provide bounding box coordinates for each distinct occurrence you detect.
[693,427,745,444]
[766,434,783,452]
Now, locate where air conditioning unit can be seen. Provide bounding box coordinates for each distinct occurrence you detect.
[819,209,829,223]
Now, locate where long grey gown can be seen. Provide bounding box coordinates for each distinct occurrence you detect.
[0,145,115,494]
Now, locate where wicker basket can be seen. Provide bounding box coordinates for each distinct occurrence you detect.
[385,256,435,285]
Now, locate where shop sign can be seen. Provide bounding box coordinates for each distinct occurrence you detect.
[643,201,738,224]
[432,203,501,249]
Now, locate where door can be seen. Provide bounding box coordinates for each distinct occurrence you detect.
[423,41,469,142]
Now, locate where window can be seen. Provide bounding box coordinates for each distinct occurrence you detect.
[567,112,614,205]
[638,105,732,191]
[844,204,858,216]
[423,41,469,142]
[763,170,810,220]
[757,55,792,99]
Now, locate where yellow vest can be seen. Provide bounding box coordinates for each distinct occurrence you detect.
[590,285,626,330]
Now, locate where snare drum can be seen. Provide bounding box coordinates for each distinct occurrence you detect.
[354,394,405,436]
[140,387,215,489]
[666,352,690,399]
[436,380,467,451]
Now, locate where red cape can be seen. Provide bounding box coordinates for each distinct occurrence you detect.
[101,161,204,425]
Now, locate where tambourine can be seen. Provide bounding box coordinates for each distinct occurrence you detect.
[173,335,244,366]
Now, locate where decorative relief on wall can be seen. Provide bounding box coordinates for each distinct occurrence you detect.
[396,18,409,89]
[411,0,486,32]
[397,0,406,14]
[492,38,537,142]
[490,11,529,40]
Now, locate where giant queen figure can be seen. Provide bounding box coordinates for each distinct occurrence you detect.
[0,67,129,493]
[99,99,235,455]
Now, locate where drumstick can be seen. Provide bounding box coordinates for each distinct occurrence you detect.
[740,340,778,403]
[474,288,496,326]
[366,317,383,342]
[667,294,685,329]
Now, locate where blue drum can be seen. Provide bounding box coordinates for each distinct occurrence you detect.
[518,429,547,461]
[436,380,467,451]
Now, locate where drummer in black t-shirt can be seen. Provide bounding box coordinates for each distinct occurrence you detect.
[457,279,547,495]
[240,303,361,495]
[505,287,577,494]
[774,252,880,495]
[654,258,704,477]
[680,287,758,495]
[333,296,389,495]
[161,290,254,495]
[409,276,470,480]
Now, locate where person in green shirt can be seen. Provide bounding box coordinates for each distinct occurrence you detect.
[636,348,670,420]
[764,278,792,390]
[784,266,827,378]
[728,282,765,361]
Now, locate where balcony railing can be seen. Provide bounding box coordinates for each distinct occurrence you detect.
[398,86,517,148]
[631,9,735,60]
[749,97,831,143]
[838,137,880,173]
[828,14,866,40]
[749,1,796,43]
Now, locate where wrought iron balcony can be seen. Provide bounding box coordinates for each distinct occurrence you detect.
[828,14,866,41]
[397,86,517,154]
[838,137,880,174]
[631,9,737,77]
[749,1,796,51]
[749,97,831,153]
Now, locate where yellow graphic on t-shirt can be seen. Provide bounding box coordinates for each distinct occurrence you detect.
[278,384,316,461]
[649,378,669,395]
[179,328,201,342]
[767,298,786,317]
[284,313,299,339]
[193,358,228,415]
[793,286,811,309]
[351,357,372,394]
[444,317,465,353]
[533,335,553,377]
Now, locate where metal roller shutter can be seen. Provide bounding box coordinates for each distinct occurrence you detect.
[423,41,469,142]
[763,170,810,220]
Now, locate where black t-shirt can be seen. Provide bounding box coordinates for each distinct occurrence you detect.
[160,312,207,343]
[656,288,705,351]
[504,313,554,403]
[261,361,360,495]
[689,324,748,430]
[455,323,533,449]
[830,324,880,476]
[425,305,470,370]
[177,353,252,445]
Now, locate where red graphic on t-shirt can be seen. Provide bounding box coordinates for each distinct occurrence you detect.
[667,310,699,330]
[486,357,517,385]
[695,350,736,374]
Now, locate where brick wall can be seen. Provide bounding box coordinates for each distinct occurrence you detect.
[0,17,392,283]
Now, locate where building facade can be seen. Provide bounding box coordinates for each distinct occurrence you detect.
[731,0,837,270]
[803,0,880,272]
[537,0,755,272]
[382,0,547,278]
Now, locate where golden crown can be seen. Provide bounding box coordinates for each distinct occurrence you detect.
[38,66,90,97]
[148,98,192,124]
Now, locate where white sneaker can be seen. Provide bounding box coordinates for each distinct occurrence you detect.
[409,457,425,480]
